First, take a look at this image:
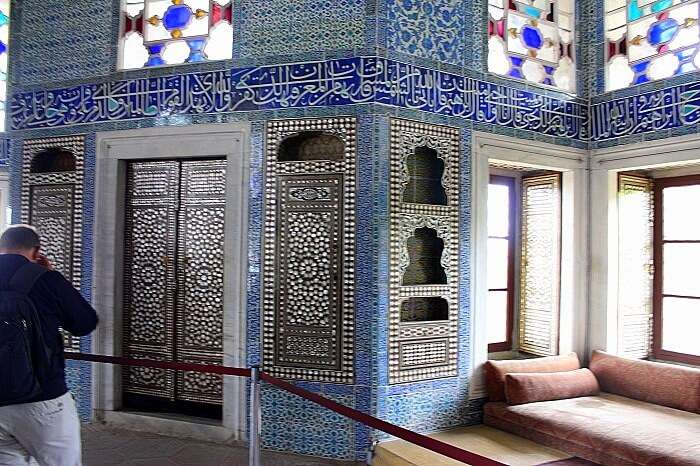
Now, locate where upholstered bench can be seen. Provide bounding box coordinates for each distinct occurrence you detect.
[483,351,700,466]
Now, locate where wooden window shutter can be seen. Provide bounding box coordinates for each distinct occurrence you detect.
[617,174,654,359]
[519,173,562,356]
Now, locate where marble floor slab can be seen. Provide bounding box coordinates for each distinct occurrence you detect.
[81,424,360,466]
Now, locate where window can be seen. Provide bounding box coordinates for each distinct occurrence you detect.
[653,175,700,365]
[605,0,700,91]
[487,176,516,352]
[487,172,563,356]
[487,0,576,92]
[0,0,10,132]
[119,0,233,70]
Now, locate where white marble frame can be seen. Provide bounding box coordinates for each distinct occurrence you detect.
[93,123,250,441]
[0,171,8,231]
[589,133,700,355]
[469,132,588,399]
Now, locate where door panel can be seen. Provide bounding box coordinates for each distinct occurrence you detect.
[122,159,226,408]
[122,161,180,400]
[175,160,226,405]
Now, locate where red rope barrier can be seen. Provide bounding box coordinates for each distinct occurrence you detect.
[67,353,506,466]
[65,353,251,378]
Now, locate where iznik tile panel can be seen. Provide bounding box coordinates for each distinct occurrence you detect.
[13,0,114,86]
[237,0,366,58]
[387,0,465,65]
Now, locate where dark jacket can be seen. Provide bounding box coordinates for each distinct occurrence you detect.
[0,254,98,403]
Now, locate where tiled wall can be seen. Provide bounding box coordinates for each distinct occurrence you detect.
[10,0,116,87]
[7,0,700,461]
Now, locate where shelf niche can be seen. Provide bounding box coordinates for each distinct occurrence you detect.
[30,148,76,173]
[402,227,447,286]
[278,131,345,162]
[400,297,449,322]
[402,146,447,205]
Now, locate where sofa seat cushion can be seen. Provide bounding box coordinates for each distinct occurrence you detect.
[485,393,700,466]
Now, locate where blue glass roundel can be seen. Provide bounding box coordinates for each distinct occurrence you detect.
[648,18,679,45]
[521,25,544,49]
[163,4,193,30]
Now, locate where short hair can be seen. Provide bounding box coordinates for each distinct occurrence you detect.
[0,225,41,252]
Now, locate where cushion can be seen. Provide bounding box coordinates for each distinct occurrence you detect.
[483,353,580,402]
[505,368,600,405]
[589,350,700,414]
[485,393,700,466]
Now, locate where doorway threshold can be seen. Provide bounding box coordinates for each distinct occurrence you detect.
[101,410,240,445]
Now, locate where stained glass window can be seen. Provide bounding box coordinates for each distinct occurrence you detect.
[119,0,233,70]
[488,0,576,92]
[0,0,10,132]
[606,0,700,90]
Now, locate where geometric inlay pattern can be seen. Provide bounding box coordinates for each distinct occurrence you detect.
[22,135,86,352]
[263,118,356,383]
[389,119,460,384]
[122,159,226,404]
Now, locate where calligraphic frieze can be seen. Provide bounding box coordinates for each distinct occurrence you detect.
[591,82,700,141]
[10,57,588,139]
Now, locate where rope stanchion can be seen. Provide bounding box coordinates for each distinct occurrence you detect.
[261,373,507,466]
[67,353,507,466]
[64,353,251,378]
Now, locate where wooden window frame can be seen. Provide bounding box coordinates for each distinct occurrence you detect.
[488,175,516,353]
[653,174,700,366]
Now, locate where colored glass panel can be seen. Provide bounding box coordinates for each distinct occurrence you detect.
[488,0,576,92]
[0,0,8,132]
[119,0,233,70]
[605,0,700,90]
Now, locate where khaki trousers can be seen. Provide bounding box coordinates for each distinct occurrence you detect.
[0,392,81,466]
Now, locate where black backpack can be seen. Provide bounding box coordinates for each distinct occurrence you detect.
[0,263,50,406]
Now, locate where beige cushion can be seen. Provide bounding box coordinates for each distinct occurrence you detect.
[505,368,600,405]
[485,393,700,466]
[589,350,700,414]
[484,353,581,402]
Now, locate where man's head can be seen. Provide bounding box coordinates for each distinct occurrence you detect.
[0,225,41,261]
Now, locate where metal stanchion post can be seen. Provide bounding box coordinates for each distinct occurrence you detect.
[249,367,262,466]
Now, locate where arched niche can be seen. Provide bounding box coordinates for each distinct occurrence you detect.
[402,146,447,205]
[400,297,448,322]
[30,148,76,173]
[278,131,345,162]
[402,227,447,286]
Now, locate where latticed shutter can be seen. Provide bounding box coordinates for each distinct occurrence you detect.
[519,173,562,356]
[617,175,654,359]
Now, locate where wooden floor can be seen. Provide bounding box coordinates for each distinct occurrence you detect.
[374,425,573,466]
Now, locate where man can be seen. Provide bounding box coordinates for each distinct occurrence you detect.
[0,225,98,466]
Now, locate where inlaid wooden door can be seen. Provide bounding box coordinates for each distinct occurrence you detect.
[121,159,226,414]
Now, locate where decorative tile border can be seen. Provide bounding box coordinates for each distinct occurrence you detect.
[10,57,588,140]
[591,82,700,141]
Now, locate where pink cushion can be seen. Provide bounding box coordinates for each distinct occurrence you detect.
[504,368,600,405]
[484,353,581,402]
[589,350,700,414]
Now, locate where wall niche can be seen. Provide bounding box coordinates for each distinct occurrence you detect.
[278,131,345,162]
[400,297,449,322]
[30,148,77,173]
[402,146,447,205]
[402,227,447,286]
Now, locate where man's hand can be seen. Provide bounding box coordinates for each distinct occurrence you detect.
[36,253,54,270]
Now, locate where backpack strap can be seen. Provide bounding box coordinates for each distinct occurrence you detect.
[9,262,49,294]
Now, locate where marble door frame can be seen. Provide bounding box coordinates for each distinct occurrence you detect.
[93,123,250,442]
[0,171,8,231]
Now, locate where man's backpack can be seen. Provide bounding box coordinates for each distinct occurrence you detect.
[0,263,50,406]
